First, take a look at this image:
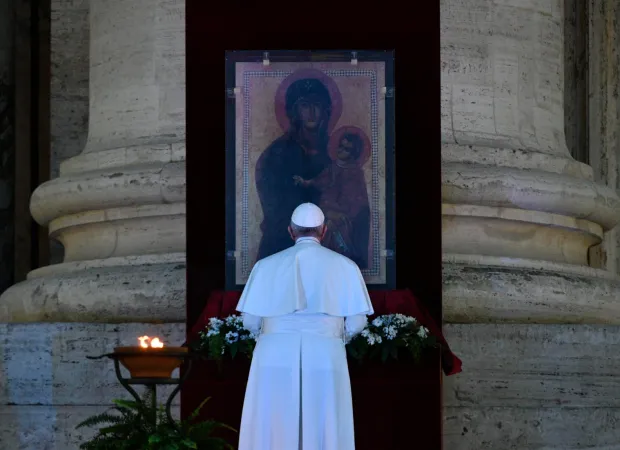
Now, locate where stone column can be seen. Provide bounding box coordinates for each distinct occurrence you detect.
[589,0,620,275]
[0,0,186,446]
[1,0,186,323]
[441,0,620,448]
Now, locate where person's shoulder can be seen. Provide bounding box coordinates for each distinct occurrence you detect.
[255,245,296,265]
[313,245,359,268]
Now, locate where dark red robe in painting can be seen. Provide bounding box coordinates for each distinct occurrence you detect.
[309,162,370,268]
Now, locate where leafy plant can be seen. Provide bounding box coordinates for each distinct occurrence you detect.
[76,389,235,450]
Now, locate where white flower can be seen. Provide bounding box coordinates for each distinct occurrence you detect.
[372,317,384,327]
[392,314,416,326]
[366,333,383,345]
[417,326,429,339]
[208,317,223,330]
[206,329,218,337]
[225,331,239,344]
[383,325,397,340]
[225,315,237,325]
[240,330,257,340]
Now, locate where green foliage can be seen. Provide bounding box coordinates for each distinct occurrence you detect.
[76,391,235,450]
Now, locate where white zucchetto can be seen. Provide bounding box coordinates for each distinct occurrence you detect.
[291,203,325,228]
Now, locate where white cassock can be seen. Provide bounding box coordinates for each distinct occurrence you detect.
[236,236,374,450]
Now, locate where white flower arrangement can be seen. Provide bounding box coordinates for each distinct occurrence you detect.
[347,314,436,363]
[195,313,436,364]
[196,315,258,361]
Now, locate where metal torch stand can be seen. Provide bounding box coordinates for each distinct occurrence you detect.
[86,351,194,427]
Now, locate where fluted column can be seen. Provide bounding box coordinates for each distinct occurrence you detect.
[0,0,186,322]
[441,0,620,324]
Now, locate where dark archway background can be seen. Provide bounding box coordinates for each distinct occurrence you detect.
[186,1,441,331]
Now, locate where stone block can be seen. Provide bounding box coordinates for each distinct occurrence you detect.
[443,324,620,448]
[0,323,186,406]
[0,404,180,450]
[444,406,620,450]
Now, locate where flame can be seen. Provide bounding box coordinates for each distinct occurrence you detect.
[150,337,164,348]
[138,336,150,348]
[137,335,165,349]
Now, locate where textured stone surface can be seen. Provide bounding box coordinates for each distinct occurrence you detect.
[0,405,181,450]
[444,324,620,449]
[0,2,188,449]
[440,0,620,320]
[0,0,187,323]
[50,0,89,177]
[0,323,184,449]
[444,406,620,450]
[3,2,618,450]
[441,0,567,155]
[0,259,186,322]
[444,324,620,408]
[589,0,620,276]
[86,0,185,153]
[443,256,620,323]
[1,405,103,450]
[49,0,90,264]
[440,1,620,449]
[441,0,620,320]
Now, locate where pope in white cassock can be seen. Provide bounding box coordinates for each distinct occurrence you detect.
[236,202,374,450]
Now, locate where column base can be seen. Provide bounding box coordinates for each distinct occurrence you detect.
[0,254,185,323]
[444,254,620,324]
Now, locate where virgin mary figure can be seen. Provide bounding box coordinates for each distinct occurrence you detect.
[255,70,342,260]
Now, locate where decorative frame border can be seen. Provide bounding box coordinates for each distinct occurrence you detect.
[225,51,395,290]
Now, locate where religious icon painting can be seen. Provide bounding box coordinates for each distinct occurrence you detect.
[225,51,395,289]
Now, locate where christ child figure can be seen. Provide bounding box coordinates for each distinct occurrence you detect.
[293,127,371,267]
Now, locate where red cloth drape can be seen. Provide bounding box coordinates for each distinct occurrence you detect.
[189,289,462,375]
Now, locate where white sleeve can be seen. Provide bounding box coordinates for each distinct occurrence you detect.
[242,313,262,334]
[344,314,368,342]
